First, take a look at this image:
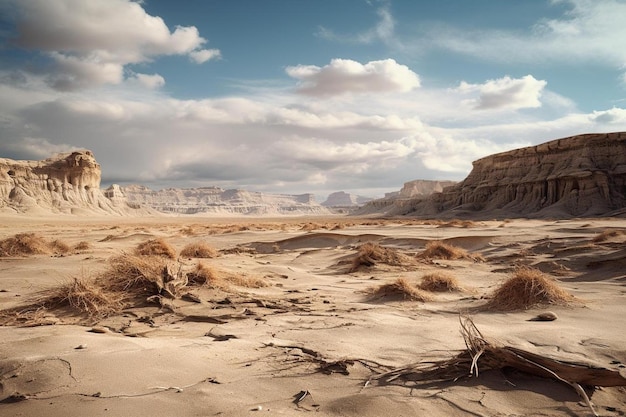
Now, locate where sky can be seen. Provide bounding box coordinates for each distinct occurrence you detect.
[1,0,626,201]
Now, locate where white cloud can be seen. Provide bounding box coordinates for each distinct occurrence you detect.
[317,4,396,45]
[456,75,547,110]
[286,58,420,97]
[430,0,626,66]
[275,136,416,167]
[2,56,626,197]
[3,137,79,160]
[589,107,626,124]
[6,0,219,89]
[189,48,222,64]
[129,73,166,90]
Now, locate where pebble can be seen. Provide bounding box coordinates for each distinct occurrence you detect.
[89,327,108,334]
[531,311,558,321]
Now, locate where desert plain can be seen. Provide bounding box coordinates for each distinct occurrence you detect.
[0,213,625,417]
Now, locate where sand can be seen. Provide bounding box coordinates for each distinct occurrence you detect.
[0,214,625,416]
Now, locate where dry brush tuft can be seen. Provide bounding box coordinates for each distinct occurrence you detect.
[134,238,177,259]
[365,278,432,302]
[417,241,484,262]
[483,267,576,311]
[0,233,71,257]
[35,276,125,318]
[350,242,414,272]
[419,271,462,292]
[592,229,626,243]
[180,241,218,258]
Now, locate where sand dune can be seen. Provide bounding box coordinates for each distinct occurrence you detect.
[1,215,625,416]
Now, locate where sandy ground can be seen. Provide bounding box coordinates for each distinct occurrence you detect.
[0,214,625,416]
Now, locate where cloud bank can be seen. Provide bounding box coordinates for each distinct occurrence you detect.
[286,58,420,97]
[1,0,626,200]
[6,0,220,90]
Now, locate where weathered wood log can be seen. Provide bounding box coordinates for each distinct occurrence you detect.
[370,316,626,414]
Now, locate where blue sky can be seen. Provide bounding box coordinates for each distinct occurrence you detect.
[1,0,626,200]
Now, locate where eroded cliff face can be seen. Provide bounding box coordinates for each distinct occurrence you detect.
[121,185,331,216]
[0,151,136,214]
[395,132,626,218]
[398,180,457,198]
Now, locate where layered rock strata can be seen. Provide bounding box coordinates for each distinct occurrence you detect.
[121,185,331,216]
[0,151,140,215]
[321,191,373,207]
[365,132,626,218]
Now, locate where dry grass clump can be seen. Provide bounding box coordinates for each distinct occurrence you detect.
[0,233,71,257]
[483,267,575,311]
[417,241,484,262]
[73,241,91,251]
[186,262,222,287]
[365,278,432,302]
[180,226,197,236]
[2,254,265,322]
[223,271,269,288]
[180,241,218,258]
[419,272,462,292]
[185,262,268,288]
[592,229,626,243]
[437,220,476,228]
[134,238,176,259]
[99,254,169,295]
[300,222,322,231]
[350,242,413,272]
[36,276,124,318]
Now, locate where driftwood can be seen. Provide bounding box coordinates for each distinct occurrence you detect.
[370,316,626,416]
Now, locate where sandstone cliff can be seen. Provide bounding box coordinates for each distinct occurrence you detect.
[372,132,626,218]
[358,179,457,215]
[321,191,374,207]
[0,151,142,215]
[120,185,331,216]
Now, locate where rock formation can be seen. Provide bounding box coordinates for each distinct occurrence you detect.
[366,132,626,218]
[0,151,144,215]
[120,185,331,216]
[358,179,457,215]
[321,191,373,207]
[397,180,457,198]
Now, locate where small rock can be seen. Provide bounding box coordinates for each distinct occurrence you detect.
[89,327,108,334]
[529,311,558,322]
[75,344,88,350]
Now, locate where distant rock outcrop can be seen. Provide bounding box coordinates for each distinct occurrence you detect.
[365,132,626,218]
[397,180,457,198]
[321,191,373,207]
[120,185,331,216]
[358,179,457,215]
[0,151,143,215]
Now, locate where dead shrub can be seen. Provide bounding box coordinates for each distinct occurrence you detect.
[73,241,91,251]
[350,242,413,272]
[180,226,197,236]
[0,233,54,256]
[417,241,483,262]
[223,272,269,288]
[186,262,222,287]
[419,272,462,292]
[300,223,321,231]
[592,229,625,243]
[98,254,169,296]
[50,239,71,254]
[437,220,476,228]
[483,267,576,311]
[36,276,124,318]
[365,278,432,302]
[180,241,218,258]
[134,238,176,259]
